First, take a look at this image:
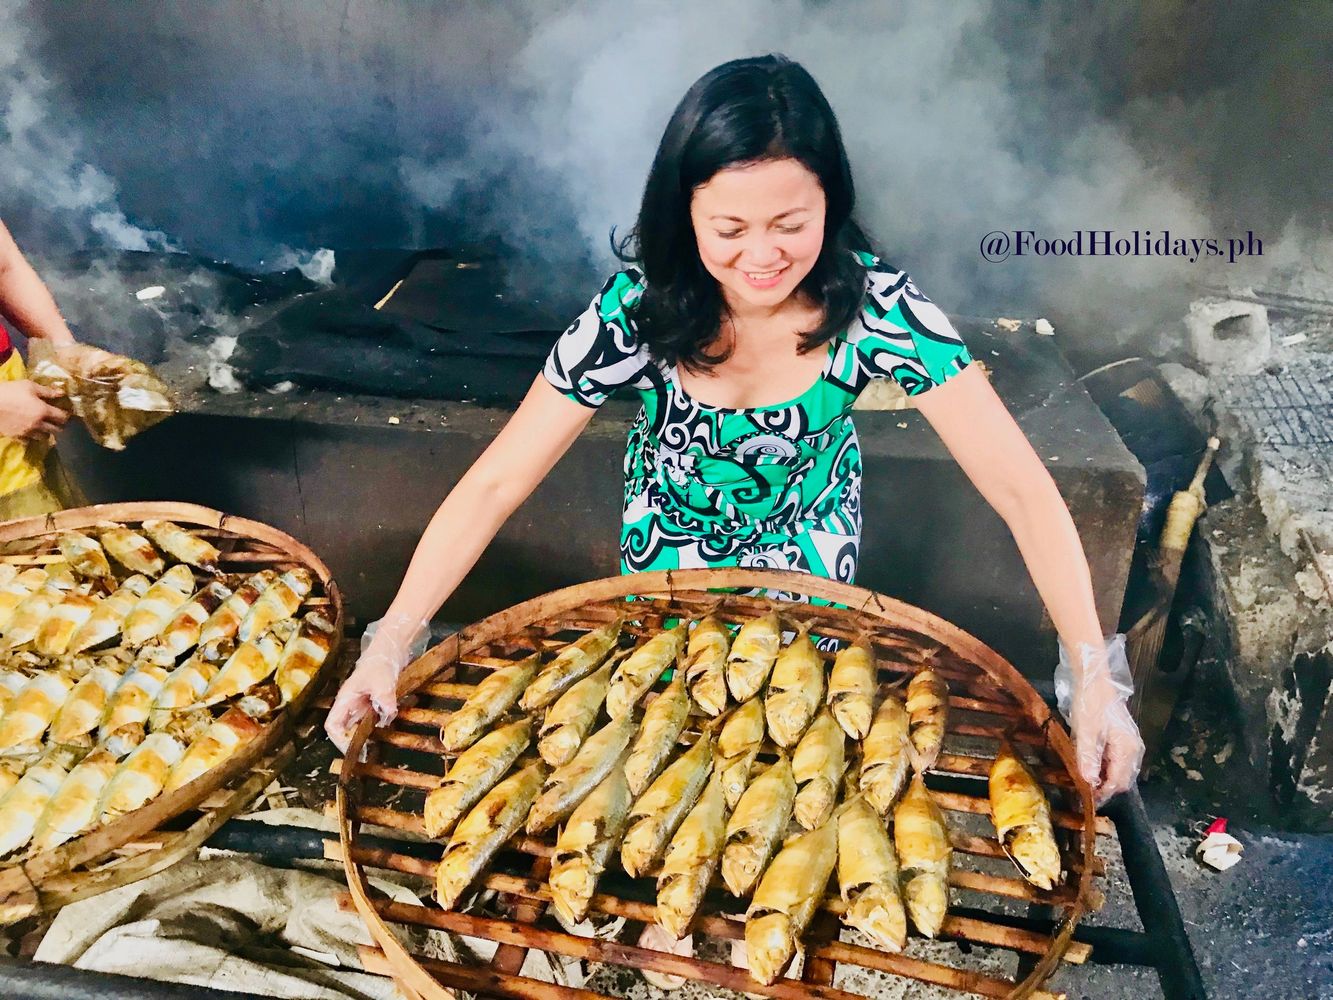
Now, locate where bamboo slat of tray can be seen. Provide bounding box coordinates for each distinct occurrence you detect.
[0,501,344,921]
[338,568,1101,1000]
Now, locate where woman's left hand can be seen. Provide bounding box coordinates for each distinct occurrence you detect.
[1056,635,1146,806]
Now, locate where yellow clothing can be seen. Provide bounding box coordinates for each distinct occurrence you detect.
[0,351,83,520]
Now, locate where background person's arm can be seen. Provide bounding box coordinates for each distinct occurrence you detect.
[0,220,76,346]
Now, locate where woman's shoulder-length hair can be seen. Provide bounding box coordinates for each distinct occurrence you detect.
[615,54,872,371]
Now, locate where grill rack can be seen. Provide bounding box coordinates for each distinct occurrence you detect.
[335,568,1107,1000]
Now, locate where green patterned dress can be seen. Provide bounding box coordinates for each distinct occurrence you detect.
[542,253,972,595]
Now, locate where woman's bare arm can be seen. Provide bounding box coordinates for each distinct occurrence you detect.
[325,374,598,749]
[913,364,1104,652]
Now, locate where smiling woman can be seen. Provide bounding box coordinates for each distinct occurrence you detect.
[327,56,1145,918]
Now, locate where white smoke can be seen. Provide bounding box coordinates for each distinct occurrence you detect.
[0,0,175,251]
[2,0,1326,353]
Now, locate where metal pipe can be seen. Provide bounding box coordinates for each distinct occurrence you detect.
[1103,788,1208,999]
[0,956,275,1000]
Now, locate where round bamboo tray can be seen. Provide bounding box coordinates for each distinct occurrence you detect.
[337,568,1106,1000]
[0,501,344,922]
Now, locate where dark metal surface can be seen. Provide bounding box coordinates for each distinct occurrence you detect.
[0,955,276,1000]
[1103,788,1209,1000]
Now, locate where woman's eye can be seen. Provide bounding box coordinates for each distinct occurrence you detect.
[777,224,806,235]
[716,230,742,239]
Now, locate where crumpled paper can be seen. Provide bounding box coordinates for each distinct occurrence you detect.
[28,340,174,450]
[1196,817,1244,871]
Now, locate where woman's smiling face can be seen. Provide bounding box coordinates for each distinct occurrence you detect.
[690,157,827,312]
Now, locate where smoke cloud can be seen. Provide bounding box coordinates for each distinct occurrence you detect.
[2,0,1328,356]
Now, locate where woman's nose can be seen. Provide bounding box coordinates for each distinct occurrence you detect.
[742,236,782,267]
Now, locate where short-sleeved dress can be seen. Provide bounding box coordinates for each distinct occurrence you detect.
[542,252,972,592]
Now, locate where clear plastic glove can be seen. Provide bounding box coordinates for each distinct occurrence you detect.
[1054,634,1146,806]
[324,613,430,755]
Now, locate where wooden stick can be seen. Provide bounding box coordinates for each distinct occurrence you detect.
[368,896,1048,1000]
[360,946,607,1000]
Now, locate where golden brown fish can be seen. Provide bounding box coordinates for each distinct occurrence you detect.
[745,815,839,985]
[0,672,75,756]
[56,531,113,583]
[0,670,28,716]
[838,796,907,952]
[198,570,276,648]
[657,773,728,939]
[34,591,101,657]
[716,696,765,809]
[520,617,623,712]
[893,774,951,938]
[721,754,796,898]
[828,636,877,740]
[0,567,51,632]
[549,765,632,925]
[906,668,949,773]
[148,653,220,731]
[140,520,221,573]
[197,627,286,707]
[538,659,614,768]
[97,523,165,577]
[623,671,690,796]
[273,610,336,705]
[681,614,731,717]
[859,694,911,816]
[30,748,120,852]
[49,665,124,745]
[163,709,262,793]
[440,654,539,753]
[1,568,78,650]
[69,574,151,653]
[423,718,531,839]
[605,621,688,719]
[144,580,232,659]
[526,712,636,836]
[0,746,81,856]
[99,659,172,755]
[436,761,547,910]
[236,568,313,643]
[122,564,197,648]
[725,611,781,702]
[764,624,825,749]
[988,740,1062,890]
[791,708,845,830]
[97,732,185,821]
[621,732,713,878]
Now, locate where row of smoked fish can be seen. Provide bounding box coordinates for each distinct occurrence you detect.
[0,520,334,858]
[417,611,1064,985]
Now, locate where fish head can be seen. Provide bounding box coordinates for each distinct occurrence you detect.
[743,910,794,986]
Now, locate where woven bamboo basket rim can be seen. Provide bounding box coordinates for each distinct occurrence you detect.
[337,567,1102,1000]
[0,501,344,916]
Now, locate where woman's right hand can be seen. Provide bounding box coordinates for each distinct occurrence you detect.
[325,615,430,754]
[0,380,68,440]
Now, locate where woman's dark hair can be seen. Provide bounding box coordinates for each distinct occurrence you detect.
[615,54,871,369]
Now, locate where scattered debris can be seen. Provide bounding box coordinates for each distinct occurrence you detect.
[1185,769,1204,782]
[388,416,401,425]
[1214,742,1234,765]
[1035,318,1055,336]
[265,380,296,395]
[996,317,1022,332]
[135,285,166,301]
[1196,818,1244,871]
[207,362,243,395]
[1280,332,1309,347]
